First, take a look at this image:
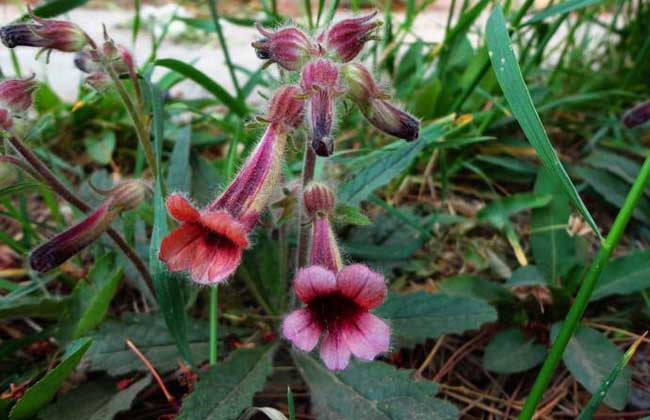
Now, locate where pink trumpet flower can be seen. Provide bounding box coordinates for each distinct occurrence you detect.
[283,183,390,370]
[159,86,304,285]
[300,59,341,157]
[319,12,382,62]
[341,63,419,141]
[0,15,87,53]
[252,24,320,71]
[30,180,148,272]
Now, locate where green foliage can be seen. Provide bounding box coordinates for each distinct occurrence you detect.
[0,296,68,320]
[374,292,498,346]
[9,338,92,420]
[177,345,278,420]
[292,353,458,420]
[551,325,631,410]
[38,376,150,420]
[483,329,546,373]
[591,250,650,300]
[438,275,512,303]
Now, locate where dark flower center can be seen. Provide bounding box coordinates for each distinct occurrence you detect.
[308,292,360,330]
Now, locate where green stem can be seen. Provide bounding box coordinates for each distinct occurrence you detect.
[209,286,218,365]
[519,155,650,419]
[208,0,242,98]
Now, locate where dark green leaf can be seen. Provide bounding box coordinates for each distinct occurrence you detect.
[525,0,609,25]
[167,125,192,193]
[483,329,546,373]
[477,193,552,229]
[530,169,577,282]
[551,325,630,410]
[334,203,371,226]
[485,6,600,238]
[292,353,458,420]
[505,265,548,287]
[591,251,650,301]
[177,345,277,420]
[374,292,497,346]
[155,59,247,117]
[438,275,512,302]
[9,338,93,420]
[32,0,90,18]
[84,132,116,166]
[39,376,149,420]
[0,296,68,320]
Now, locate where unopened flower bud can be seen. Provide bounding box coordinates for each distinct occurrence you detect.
[84,72,112,91]
[1,17,87,53]
[29,179,147,273]
[265,85,305,129]
[300,59,341,157]
[0,76,37,113]
[0,108,13,130]
[74,50,100,73]
[320,12,381,62]
[622,101,650,129]
[253,24,319,71]
[341,63,419,141]
[102,41,135,75]
[303,183,335,219]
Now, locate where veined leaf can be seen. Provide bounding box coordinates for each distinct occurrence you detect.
[485,6,600,238]
[438,275,512,302]
[9,338,93,420]
[155,59,248,117]
[292,353,458,420]
[483,329,546,373]
[477,192,552,229]
[177,345,278,420]
[374,292,497,346]
[591,251,650,300]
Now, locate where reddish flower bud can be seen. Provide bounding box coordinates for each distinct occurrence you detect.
[0,76,37,113]
[84,72,112,91]
[1,17,87,53]
[320,12,381,62]
[341,63,419,141]
[300,59,341,156]
[0,109,11,130]
[252,24,319,71]
[622,101,650,129]
[303,182,335,219]
[75,43,134,76]
[29,179,147,272]
[265,85,305,129]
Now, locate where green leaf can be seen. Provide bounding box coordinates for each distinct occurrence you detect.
[505,265,548,287]
[32,0,90,18]
[577,336,643,420]
[0,296,68,320]
[483,329,546,373]
[0,182,42,200]
[438,275,512,302]
[84,132,116,165]
[525,0,608,25]
[576,166,650,223]
[86,314,221,375]
[292,353,458,420]
[338,119,451,205]
[591,251,650,301]
[38,376,150,420]
[148,80,193,366]
[551,325,630,410]
[374,292,497,346]
[60,254,123,339]
[9,338,93,420]
[530,169,577,282]
[485,6,600,238]
[155,59,248,117]
[177,345,277,420]
[167,125,192,193]
[477,193,552,229]
[334,203,371,226]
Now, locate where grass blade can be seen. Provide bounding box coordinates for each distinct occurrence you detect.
[155,59,248,117]
[525,0,608,25]
[32,0,90,18]
[485,6,601,239]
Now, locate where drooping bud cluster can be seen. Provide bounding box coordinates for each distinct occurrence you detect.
[29,179,148,272]
[0,76,37,130]
[0,14,87,54]
[253,13,420,157]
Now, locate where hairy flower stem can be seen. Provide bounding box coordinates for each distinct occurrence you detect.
[5,134,155,294]
[296,145,317,269]
[519,155,650,419]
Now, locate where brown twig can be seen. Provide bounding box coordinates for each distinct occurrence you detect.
[125,338,177,407]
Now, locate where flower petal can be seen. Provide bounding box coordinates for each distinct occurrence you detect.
[282,308,321,352]
[336,264,386,309]
[167,194,200,222]
[200,210,249,248]
[159,223,204,272]
[294,265,337,304]
[320,330,351,370]
[190,236,243,285]
[342,312,390,361]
